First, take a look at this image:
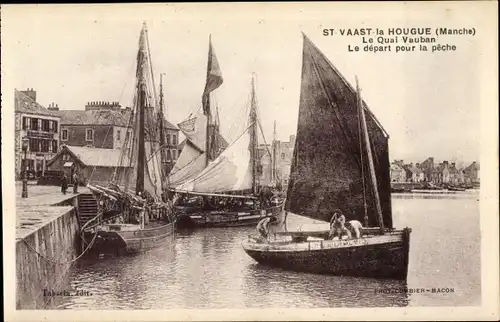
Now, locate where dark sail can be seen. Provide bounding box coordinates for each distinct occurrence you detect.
[285,34,393,229]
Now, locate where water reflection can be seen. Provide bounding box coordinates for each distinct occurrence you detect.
[242,264,409,308]
[48,192,480,309]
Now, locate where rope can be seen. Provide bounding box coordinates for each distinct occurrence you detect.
[21,229,98,265]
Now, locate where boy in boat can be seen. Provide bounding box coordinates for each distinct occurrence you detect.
[256,216,278,241]
[345,220,363,239]
[328,210,351,240]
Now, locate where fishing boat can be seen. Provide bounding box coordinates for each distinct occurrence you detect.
[242,33,412,280]
[82,22,175,255]
[168,36,284,228]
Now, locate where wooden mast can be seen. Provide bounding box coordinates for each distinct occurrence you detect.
[250,76,258,195]
[356,76,384,234]
[135,23,147,195]
[205,35,213,167]
[158,73,168,199]
[272,120,277,182]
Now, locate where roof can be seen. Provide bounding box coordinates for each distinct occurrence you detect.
[48,145,131,168]
[464,162,480,171]
[14,90,60,117]
[58,108,179,130]
[390,163,404,171]
[58,109,131,126]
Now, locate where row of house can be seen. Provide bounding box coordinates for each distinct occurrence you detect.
[14,88,181,185]
[257,134,296,190]
[390,157,480,185]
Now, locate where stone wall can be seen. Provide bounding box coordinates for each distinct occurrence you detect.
[16,206,80,309]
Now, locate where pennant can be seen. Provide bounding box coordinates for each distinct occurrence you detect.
[202,37,223,116]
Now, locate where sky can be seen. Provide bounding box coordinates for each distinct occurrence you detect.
[2,3,490,165]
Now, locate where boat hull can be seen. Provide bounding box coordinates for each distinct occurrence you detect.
[242,228,411,279]
[84,221,175,255]
[176,203,284,228]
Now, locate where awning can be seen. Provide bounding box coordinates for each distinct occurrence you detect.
[63,162,74,168]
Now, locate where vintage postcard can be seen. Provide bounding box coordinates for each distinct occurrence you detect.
[2,2,498,321]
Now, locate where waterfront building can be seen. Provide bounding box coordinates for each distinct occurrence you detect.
[402,163,425,183]
[272,134,296,189]
[418,157,435,182]
[390,162,406,183]
[58,101,180,174]
[14,89,61,179]
[47,145,133,186]
[463,161,480,185]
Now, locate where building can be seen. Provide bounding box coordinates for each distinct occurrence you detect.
[58,101,180,174]
[47,145,133,186]
[448,162,464,184]
[418,157,435,182]
[14,89,61,179]
[272,135,296,188]
[390,162,406,183]
[463,161,480,185]
[257,146,273,186]
[402,163,425,183]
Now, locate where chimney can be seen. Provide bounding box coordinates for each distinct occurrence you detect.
[47,102,60,111]
[451,162,456,168]
[21,88,37,102]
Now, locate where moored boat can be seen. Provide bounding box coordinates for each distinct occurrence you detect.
[82,22,175,255]
[169,37,285,228]
[242,33,412,280]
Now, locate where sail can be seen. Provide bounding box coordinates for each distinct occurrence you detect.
[171,110,229,186]
[120,22,163,202]
[169,140,206,188]
[285,34,393,229]
[175,126,253,193]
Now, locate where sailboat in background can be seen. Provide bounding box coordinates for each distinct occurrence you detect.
[242,34,411,279]
[168,36,284,228]
[83,22,175,255]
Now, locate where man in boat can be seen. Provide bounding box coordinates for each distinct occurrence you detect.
[328,210,350,240]
[256,216,278,241]
[345,220,363,239]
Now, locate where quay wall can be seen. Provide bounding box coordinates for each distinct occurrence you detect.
[16,197,81,309]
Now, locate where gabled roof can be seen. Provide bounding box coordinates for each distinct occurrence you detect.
[48,145,131,168]
[58,108,179,130]
[14,90,60,117]
[58,109,131,127]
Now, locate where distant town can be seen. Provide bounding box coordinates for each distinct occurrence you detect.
[14,87,479,190]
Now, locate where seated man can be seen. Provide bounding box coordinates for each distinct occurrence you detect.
[328,210,351,240]
[345,220,363,239]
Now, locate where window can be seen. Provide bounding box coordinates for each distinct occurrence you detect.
[167,149,172,160]
[31,118,38,131]
[49,120,53,132]
[22,117,29,130]
[42,119,50,132]
[172,134,177,145]
[29,138,39,152]
[41,140,50,152]
[85,128,94,141]
[61,129,68,141]
[281,153,285,160]
[116,130,121,141]
[166,134,171,146]
[53,120,58,133]
[52,140,58,153]
[172,149,177,160]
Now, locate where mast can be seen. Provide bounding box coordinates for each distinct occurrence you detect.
[158,73,167,197]
[135,23,148,195]
[356,76,384,233]
[272,120,277,182]
[250,76,258,195]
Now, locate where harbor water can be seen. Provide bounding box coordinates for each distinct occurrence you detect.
[47,190,480,309]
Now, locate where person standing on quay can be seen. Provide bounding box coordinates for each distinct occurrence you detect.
[61,174,68,195]
[72,172,79,194]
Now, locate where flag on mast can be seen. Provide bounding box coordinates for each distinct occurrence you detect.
[202,35,223,116]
